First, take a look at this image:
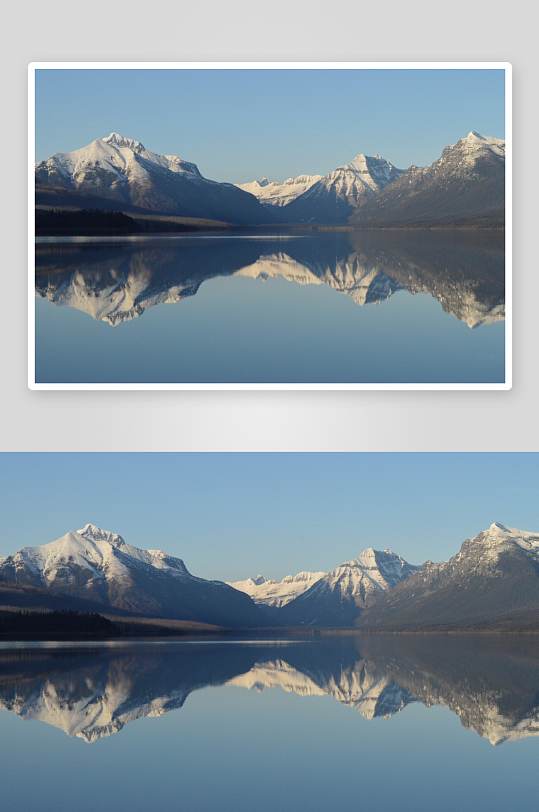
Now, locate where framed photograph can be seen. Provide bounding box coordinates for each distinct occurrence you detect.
[29,62,511,390]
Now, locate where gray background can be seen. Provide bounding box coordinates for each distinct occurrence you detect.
[2,1,535,451]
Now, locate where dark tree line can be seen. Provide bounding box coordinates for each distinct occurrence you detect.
[0,609,118,639]
[35,208,141,234]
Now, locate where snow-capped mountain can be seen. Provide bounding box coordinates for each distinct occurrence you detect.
[35,133,275,224]
[352,131,505,227]
[275,548,418,626]
[281,153,405,223]
[35,130,505,227]
[0,524,268,628]
[227,571,325,607]
[357,523,539,630]
[236,174,322,206]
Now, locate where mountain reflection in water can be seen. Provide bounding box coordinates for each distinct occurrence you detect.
[0,634,535,746]
[35,231,504,329]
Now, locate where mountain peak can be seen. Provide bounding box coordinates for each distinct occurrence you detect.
[78,522,106,534]
[103,132,145,151]
[77,523,125,546]
[489,521,510,533]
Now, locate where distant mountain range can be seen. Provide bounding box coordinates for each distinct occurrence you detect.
[228,547,417,624]
[243,549,418,627]
[227,570,325,607]
[35,131,505,227]
[2,521,536,632]
[236,174,323,206]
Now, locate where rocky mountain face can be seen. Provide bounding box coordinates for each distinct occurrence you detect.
[227,571,325,607]
[275,548,419,626]
[281,153,405,223]
[35,133,275,225]
[356,523,539,630]
[351,132,505,227]
[0,524,268,628]
[236,174,322,206]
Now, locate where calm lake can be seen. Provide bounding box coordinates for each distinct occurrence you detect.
[0,634,537,811]
[34,230,505,385]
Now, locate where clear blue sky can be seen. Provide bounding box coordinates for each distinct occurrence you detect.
[0,454,535,582]
[34,67,506,183]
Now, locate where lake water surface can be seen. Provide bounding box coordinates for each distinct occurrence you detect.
[0,634,537,811]
[34,231,505,385]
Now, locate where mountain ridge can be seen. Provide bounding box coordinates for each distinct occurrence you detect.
[349,131,505,227]
[356,523,539,631]
[3,521,535,632]
[36,130,505,227]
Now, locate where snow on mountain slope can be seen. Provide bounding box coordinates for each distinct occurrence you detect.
[0,523,189,586]
[452,131,505,166]
[236,174,322,206]
[35,133,202,189]
[474,522,539,556]
[228,571,325,607]
[0,524,268,627]
[35,134,275,224]
[282,153,405,223]
[230,548,417,617]
[316,548,418,604]
[277,548,418,626]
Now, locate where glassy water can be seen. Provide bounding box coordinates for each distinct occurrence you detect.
[0,634,537,811]
[34,231,505,384]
